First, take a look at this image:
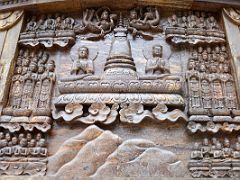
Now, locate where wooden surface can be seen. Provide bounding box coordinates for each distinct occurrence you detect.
[1,0,240,13]
[0,11,24,111]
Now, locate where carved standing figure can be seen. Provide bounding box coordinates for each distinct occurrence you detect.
[10,67,23,109]
[38,60,55,110]
[189,77,201,108]
[212,80,224,109]
[201,80,212,109]
[225,81,237,109]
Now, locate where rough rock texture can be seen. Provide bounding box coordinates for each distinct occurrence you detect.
[48,125,186,179]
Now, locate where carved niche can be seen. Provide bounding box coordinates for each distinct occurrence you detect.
[186,44,240,133]
[0,48,55,132]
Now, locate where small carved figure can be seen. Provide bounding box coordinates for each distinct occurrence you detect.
[75,7,117,39]
[19,138,28,156]
[5,133,11,143]
[38,79,51,108]
[39,139,47,157]
[0,139,10,156]
[11,137,19,156]
[168,14,178,27]
[28,139,36,156]
[188,59,197,71]
[201,138,211,158]
[62,17,75,30]
[0,132,4,140]
[207,16,219,30]
[71,46,94,75]
[44,14,55,31]
[213,142,224,159]
[10,67,23,109]
[21,79,34,109]
[225,81,237,109]
[212,80,224,109]
[189,77,201,108]
[36,15,46,31]
[201,80,211,109]
[191,142,203,159]
[18,133,25,141]
[145,45,170,75]
[128,7,161,39]
[232,142,240,159]
[223,138,232,158]
[55,14,63,30]
[25,16,37,32]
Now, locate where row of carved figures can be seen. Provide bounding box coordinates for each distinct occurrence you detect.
[188,77,237,111]
[69,45,170,76]
[187,44,238,112]
[0,0,29,5]
[188,45,230,74]
[0,131,47,157]
[2,49,56,117]
[168,11,219,30]
[22,7,161,39]
[191,137,240,160]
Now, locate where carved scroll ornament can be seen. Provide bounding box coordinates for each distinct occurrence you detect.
[223,8,240,25]
[52,102,187,125]
[0,10,23,31]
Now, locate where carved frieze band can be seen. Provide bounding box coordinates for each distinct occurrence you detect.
[165,11,225,44]
[189,136,240,178]
[0,130,47,175]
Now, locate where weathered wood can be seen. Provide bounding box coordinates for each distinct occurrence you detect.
[222,10,240,102]
[0,1,240,179]
[0,12,24,110]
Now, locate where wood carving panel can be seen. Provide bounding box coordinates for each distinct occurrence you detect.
[0,4,240,178]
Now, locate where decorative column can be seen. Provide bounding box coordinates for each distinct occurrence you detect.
[223,8,240,98]
[0,10,24,111]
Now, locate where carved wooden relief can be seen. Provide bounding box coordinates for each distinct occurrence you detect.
[0,3,240,178]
